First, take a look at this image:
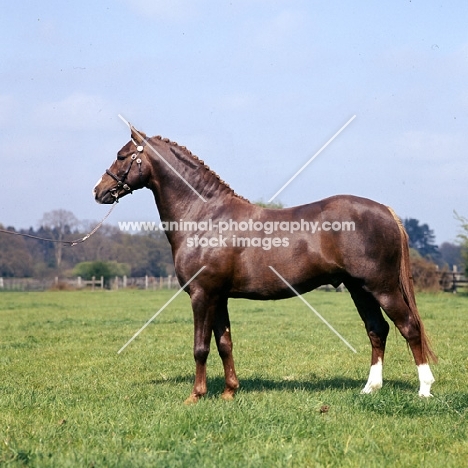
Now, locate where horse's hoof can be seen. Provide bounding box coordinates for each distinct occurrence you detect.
[221,391,235,401]
[184,394,199,405]
[360,382,382,394]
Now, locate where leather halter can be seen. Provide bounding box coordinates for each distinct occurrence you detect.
[106,142,145,200]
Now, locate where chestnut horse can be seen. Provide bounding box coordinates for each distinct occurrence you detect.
[93,126,436,403]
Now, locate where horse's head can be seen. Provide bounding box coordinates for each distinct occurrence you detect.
[94,126,152,204]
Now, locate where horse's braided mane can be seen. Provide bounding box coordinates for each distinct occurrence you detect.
[153,135,249,202]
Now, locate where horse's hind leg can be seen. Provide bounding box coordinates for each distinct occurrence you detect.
[346,281,390,393]
[376,291,435,397]
[213,300,239,401]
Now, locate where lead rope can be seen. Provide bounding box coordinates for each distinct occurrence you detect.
[0,202,117,247]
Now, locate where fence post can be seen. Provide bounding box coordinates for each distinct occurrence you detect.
[100,276,104,289]
[91,276,95,291]
[123,275,127,289]
[168,275,172,289]
[145,275,148,290]
[452,265,458,294]
[0,277,3,289]
[77,276,82,289]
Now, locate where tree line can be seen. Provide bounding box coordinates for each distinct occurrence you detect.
[0,210,174,279]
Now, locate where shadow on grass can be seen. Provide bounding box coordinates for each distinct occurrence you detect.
[150,374,415,395]
[148,375,468,417]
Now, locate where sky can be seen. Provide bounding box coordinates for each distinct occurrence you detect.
[1,0,467,244]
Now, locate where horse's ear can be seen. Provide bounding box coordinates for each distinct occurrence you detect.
[130,125,147,145]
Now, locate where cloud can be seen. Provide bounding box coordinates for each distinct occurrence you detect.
[33,93,115,130]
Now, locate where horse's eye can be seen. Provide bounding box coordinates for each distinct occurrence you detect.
[117,155,126,161]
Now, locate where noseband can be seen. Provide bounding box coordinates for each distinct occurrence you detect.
[106,143,145,200]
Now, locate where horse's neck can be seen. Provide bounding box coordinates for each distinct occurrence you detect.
[146,139,250,224]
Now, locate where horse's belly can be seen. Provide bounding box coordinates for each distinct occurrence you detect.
[228,248,339,299]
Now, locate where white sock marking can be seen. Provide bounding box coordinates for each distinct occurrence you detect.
[417,364,435,397]
[361,358,383,394]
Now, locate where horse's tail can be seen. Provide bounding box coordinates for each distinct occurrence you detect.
[387,206,437,364]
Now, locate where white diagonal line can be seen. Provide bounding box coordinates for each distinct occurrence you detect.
[268,115,356,202]
[118,114,207,202]
[268,266,357,353]
[117,266,206,354]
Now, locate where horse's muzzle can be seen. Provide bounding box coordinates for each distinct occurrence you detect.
[93,178,116,205]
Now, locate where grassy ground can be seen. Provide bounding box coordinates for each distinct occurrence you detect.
[0,289,467,467]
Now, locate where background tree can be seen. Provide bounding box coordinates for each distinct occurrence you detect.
[1,212,175,279]
[254,200,285,209]
[403,218,439,260]
[73,261,130,287]
[39,210,79,269]
[110,231,173,277]
[438,242,463,271]
[0,225,34,277]
[409,249,440,292]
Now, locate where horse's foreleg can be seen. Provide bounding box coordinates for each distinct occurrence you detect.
[213,300,239,401]
[185,291,215,405]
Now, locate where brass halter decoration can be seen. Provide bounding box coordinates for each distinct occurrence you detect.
[105,139,145,201]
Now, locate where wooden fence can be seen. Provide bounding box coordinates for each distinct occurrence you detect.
[0,275,179,291]
[110,275,179,290]
[438,268,467,293]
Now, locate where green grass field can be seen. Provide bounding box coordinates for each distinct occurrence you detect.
[1,289,467,467]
